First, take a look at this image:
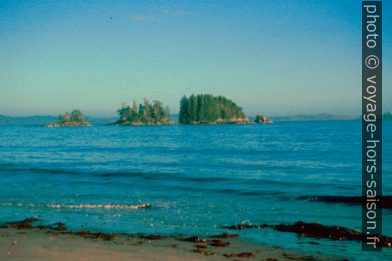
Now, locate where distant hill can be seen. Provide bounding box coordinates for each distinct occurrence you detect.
[384,112,392,120]
[0,115,117,126]
[89,117,118,125]
[269,113,360,122]
[0,113,372,126]
[0,115,57,126]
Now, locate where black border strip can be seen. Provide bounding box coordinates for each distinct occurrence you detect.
[362,1,382,252]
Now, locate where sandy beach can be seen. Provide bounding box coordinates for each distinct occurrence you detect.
[0,220,331,261]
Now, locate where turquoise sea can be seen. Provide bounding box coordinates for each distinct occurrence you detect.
[0,120,391,260]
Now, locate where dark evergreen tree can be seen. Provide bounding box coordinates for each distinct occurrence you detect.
[178,94,246,124]
[70,110,84,122]
[179,96,190,124]
[189,95,198,123]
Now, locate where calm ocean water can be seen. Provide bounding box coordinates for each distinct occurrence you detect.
[0,121,391,260]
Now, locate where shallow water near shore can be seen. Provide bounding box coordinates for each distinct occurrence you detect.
[0,121,391,260]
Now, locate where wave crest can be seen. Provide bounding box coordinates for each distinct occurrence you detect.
[0,202,151,210]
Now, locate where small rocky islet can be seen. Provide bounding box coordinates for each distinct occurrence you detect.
[178,94,252,125]
[44,94,273,127]
[254,114,273,124]
[113,98,175,126]
[45,110,92,127]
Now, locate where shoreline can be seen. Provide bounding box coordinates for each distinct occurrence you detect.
[111,120,257,126]
[44,122,92,128]
[0,218,333,260]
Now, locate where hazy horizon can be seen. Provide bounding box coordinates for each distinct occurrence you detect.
[1,0,391,116]
[0,111,364,119]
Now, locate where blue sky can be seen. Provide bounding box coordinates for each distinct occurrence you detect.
[0,0,391,116]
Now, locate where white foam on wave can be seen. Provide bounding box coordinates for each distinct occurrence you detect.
[0,202,151,210]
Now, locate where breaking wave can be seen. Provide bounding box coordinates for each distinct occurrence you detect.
[0,202,151,210]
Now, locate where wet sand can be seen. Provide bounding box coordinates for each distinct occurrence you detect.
[1,228,207,261]
[0,223,332,261]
